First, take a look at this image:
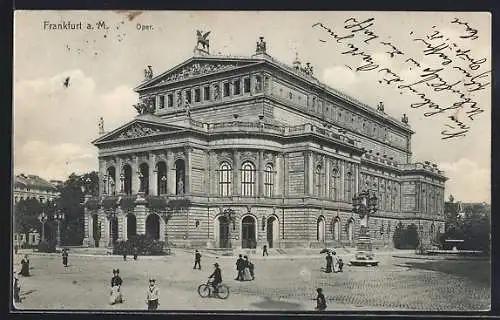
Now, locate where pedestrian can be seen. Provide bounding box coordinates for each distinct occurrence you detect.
[245,256,255,280]
[242,256,252,281]
[133,247,138,260]
[110,269,123,304]
[332,251,340,273]
[338,258,344,272]
[325,252,333,273]
[123,247,127,261]
[146,278,159,310]
[13,269,21,304]
[235,254,245,281]
[315,288,327,311]
[262,244,268,256]
[15,244,19,255]
[62,248,69,267]
[20,255,30,277]
[193,250,201,270]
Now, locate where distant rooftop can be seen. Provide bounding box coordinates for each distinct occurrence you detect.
[14,174,58,191]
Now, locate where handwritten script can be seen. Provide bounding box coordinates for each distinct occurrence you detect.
[312,16,490,140]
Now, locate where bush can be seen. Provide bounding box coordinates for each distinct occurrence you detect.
[38,240,57,253]
[113,234,165,256]
[393,223,420,249]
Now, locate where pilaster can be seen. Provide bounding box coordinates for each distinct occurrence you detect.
[258,151,264,197]
[185,147,192,194]
[275,153,283,197]
[132,155,139,194]
[134,197,147,235]
[149,153,158,196]
[233,150,241,196]
[167,150,176,195]
[325,158,330,199]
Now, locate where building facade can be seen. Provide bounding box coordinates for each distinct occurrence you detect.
[14,174,60,204]
[82,36,447,250]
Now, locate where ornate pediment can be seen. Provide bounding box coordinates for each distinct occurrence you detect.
[136,58,259,90]
[93,119,184,145]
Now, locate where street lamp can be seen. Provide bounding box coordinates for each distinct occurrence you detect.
[38,212,48,242]
[54,210,65,247]
[81,177,92,195]
[161,175,167,195]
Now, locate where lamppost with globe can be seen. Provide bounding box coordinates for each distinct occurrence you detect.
[351,190,379,266]
[38,211,48,242]
[160,175,167,195]
[54,210,65,247]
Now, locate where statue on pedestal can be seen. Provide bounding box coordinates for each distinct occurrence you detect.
[256,37,267,54]
[144,65,153,81]
[377,101,385,112]
[402,113,409,124]
[195,30,211,54]
[98,117,105,135]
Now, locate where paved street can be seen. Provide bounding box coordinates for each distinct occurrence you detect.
[12,250,490,311]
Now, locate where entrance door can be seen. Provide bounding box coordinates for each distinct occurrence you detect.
[242,216,256,249]
[219,216,230,248]
[266,216,278,248]
[317,217,325,242]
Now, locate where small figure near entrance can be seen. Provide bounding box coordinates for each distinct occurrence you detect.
[315,288,327,311]
[235,254,245,281]
[262,244,268,256]
[13,269,21,305]
[325,252,333,273]
[20,255,30,277]
[110,269,123,305]
[123,250,127,261]
[193,250,202,270]
[332,251,340,273]
[62,248,69,267]
[208,262,222,294]
[133,247,138,260]
[146,278,159,310]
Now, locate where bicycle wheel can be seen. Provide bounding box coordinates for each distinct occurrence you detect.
[197,284,211,298]
[216,284,230,299]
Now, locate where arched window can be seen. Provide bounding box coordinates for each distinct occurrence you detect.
[241,161,256,196]
[345,171,353,201]
[218,162,232,196]
[315,165,322,197]
[264,164,274,197]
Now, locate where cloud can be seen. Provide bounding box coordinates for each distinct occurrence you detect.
[13,70,138,181]
[440,158,490,203]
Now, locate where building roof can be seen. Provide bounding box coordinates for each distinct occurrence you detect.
[14,174,58,192]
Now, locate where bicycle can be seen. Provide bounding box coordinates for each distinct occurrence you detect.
[197,280,230,299]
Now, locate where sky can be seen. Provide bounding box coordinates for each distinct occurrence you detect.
[13,11,491,202]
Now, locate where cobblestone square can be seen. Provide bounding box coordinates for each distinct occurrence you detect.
[13,250,491,312]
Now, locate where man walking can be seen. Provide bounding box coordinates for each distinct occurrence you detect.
[146,278,159,310]
[325,252,333,273]
[262,244,268,256]
[235,254,245,281]
[193,250,202,270]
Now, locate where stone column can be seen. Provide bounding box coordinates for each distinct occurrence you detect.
[325,158,330,199]
[185,147,192,195]
[233,150,240,196]
[98,158,106,196]
[307,151,314,196]
[120,209,128,241]
[116,207,125,241]
[132,155,139,195]
[208,151,217,196]
[149,153,158,196]
[258,151,264,197]
[340,161,345,202]
[134,198,147,235]
[83,211,91,247]
[283,153,289,197]
[355,164,359,194]
[166,150,176,195]
[117,157,124,194]
[204,151,211,196]
[275,153,283,197]
[99,211,109,247]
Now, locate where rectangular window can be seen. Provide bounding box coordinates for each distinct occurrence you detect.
[223,82,230,97]
[185,90,191,104]
[243,78,251,93]
[203,86,210,101]
[233,79,241,95]
[167,94,173,108]
[159,95,165,109]
[194,88,201,102]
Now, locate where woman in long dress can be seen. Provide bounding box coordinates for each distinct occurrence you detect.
[242,256,252,281]
[332,251,340,273]
[20,255,30,277]
[110,269,123,305]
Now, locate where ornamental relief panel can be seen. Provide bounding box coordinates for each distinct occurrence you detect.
[161,62,243,84]
[117,124,161,140]
[240,151,257,163]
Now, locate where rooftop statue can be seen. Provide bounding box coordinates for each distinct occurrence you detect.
[256,36,267,53]
[196,30,211,52]
[133,96,156,115]
[144,65,153,81]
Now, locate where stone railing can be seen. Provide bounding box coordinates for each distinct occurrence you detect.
[398,162,445,175]
[363,153,398,167]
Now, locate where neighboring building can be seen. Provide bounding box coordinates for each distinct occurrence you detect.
[14,229,41,247]
[82,34,447,250]
[13,173,60,204]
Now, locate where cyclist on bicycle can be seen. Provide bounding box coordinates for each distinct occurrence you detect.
[208,262,222,293]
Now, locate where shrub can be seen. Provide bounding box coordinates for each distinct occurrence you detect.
[113,234,166,256]
[38,240,57,253]
[393,223,420,249]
